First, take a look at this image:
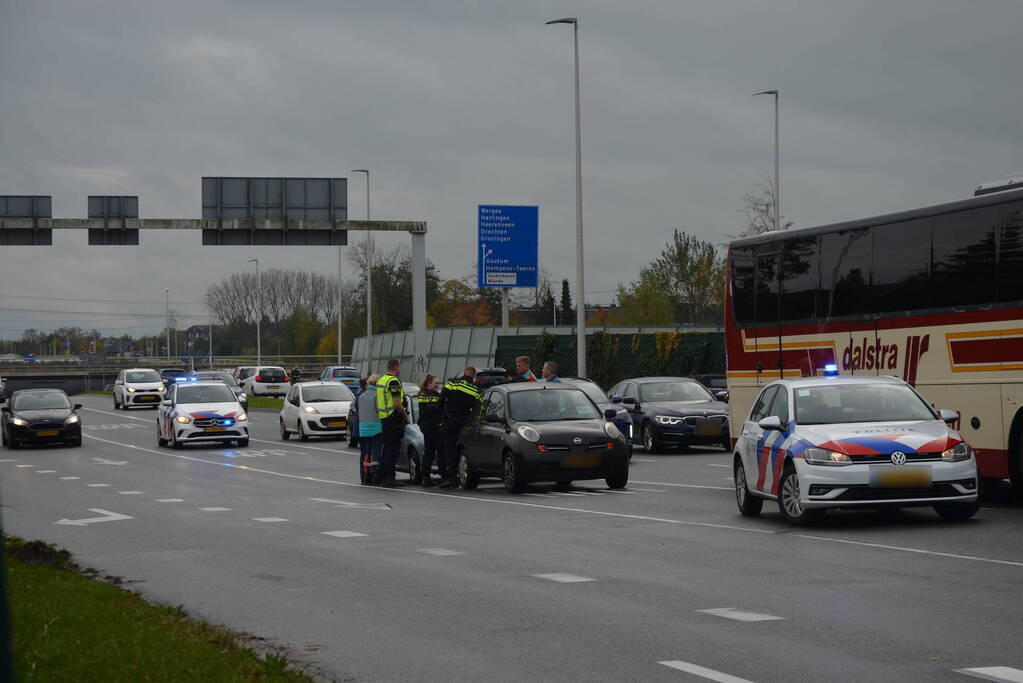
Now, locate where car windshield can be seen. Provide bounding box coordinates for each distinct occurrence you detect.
[14,393,71,410]
[568,381,607,407]
[176,385,237,404]
[126,370,160,383]
[639,381,713,403]
[162,369,185,378]
[303,385,354,402]
[508,389,601,422]
[256,368,286,380]
[332,368,360,378]
[196,372,239,388]
[794,383,937,425]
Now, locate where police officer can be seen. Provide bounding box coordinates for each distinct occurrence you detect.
[376,358,409,488]
[438,366,483,488]
[417,374,443,487]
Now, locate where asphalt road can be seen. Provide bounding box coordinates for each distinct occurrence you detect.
[4,393,1023,682]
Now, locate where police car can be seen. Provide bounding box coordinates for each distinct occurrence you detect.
[733,369,979,525]
[157,380,249,449]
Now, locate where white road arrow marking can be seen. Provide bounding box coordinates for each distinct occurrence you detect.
[54,508,133,526]
[308,497,391,510]
[91,457,127,466]
[659,660,757,683]
[697,607,783,622]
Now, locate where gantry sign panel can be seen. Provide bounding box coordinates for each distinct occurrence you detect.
[0,196,52,245]
[200,177,348,246]
[88,195,139,245]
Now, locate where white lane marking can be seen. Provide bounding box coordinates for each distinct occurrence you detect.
[253,517,289,523]
[794,534,1023,569]
[308,497,391,510]
[658,660,757,683]
[707,464,731,468]
[91,457,127,465]
[86,483,111,488]
[54,508,133,526]
[198,507,231,511]
[82,433,779,536]
[154,498,183,503]
[321,530,367,538]
[418,548,465,556]
[0,459,16,462]
[956,667,1023,683]
[36,470,56,474]
[60,476,80,480]
[723,477,735,481]
[16,464,33,468]
[629,487,667,493]
[632,480,733,491]
[118,491,144,495]
[697,607,784,623]
[633,458,657,463]
[81,406,148,421]
[532,573,596,583]
[252,437,350,454]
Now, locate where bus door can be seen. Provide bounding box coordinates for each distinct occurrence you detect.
[755,249,783,382]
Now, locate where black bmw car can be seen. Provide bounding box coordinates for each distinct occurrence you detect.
[607,377,730,453]
[1,388,83,448]
[457,383,630,493]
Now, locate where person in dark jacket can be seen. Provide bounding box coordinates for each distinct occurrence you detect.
[438,366,483,488]
[417,374,443,487]
[290,365,302,385]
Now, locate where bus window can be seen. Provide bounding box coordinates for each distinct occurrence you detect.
[755,251,780,325]
[781,237,819,323]
[731,247,756,325]
[932,208,996,308]
[998,202,1023,304]
[872,218,931,315]
[820,227,872,319]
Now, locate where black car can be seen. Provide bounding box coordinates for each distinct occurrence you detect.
[692,374,729,402]
[1,389,82,448]
[190,371,248,411]
[160,368,187,388]
[473,368,508,389]
[607,377,730,453]
[457,383,630,492]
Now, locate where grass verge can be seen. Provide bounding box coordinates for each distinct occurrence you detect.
[5,537,313,682]
[247,396,284,410]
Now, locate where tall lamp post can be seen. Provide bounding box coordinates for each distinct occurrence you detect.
[546,16,587,377]
[164,289,170,358]
[754,89,780,231]
[248,258,261,366]
[351,169,372,373]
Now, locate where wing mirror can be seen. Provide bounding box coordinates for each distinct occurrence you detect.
[73,403,82,410]
[939,409,959,425]
[758,415,784,432]
[622,397,637,406]
[610,396,623,404]
[1,406,9,413]
[603,408,618,420]
[484,413,504,424]
[714,390,729,403]
[162,399,172,406]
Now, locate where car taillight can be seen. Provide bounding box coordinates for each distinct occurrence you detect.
[255,376,263,382]
[283,376,290,383]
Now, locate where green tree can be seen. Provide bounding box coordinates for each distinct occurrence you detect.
[283,309,323,355]
[559,279,572,321]
[611,270,675,325]
[647,230,724,324]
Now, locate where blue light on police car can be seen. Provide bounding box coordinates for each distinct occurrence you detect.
[823,363,839,376]
[222,418,235,426]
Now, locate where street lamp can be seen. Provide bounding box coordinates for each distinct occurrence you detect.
[164,289,170,358]
[351,168,371,374]
[248,258,261,367]
[754,89,780,232]
[546,17,587,377]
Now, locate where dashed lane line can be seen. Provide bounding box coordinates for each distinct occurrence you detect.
[36,470,56,474]
[706,464,731,468]
[154,498,184,503]
[86,483,110,488]
[118,491,144,495]
[321,530,367,538]
[16,464,33,468]
[418,548,465,556]
[60,476,80,480]
[697,607,784,623]
[253,517,289,523]
[658,660,756,683]
[532,573,596,583]
[198,507,231,512]
[632,480,733,491]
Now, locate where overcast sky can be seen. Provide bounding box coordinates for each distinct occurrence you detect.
[1,0,1021,338]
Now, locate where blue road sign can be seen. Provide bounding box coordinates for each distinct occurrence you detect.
[477,205,538,288]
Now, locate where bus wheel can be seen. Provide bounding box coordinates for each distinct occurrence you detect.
[1011,419,1023,499]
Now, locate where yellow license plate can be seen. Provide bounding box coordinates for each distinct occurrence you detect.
[205,426,227,433]
[565,454,601,468]
[697,421,719,436]
[328,421,345,428]
[267,385,280,390]
[139,395,156,401]
[37,430,59,437]
[872,467,932,488]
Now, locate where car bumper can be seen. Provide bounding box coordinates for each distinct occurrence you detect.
[302,415,348,434]
[126,392,163,407]
[794,458,979,508]
[518,444,630,482]
[249,384,287,397]
[655,424,729,446]
[9,423,81,443]
[174,425,249,442]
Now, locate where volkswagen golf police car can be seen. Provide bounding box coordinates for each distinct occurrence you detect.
[157,380,249,449]
[733,373,979,525]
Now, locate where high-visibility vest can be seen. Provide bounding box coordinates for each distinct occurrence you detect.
[376,374,404,419]
[443,378,483,403]
[418,393,440,405]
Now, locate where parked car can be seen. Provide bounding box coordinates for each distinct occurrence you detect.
[562,377,634,458]
[693,374,729,402]
[232,366,257,383]
[241,366,290,398]
[190,371,248,412]
[113,368,165,409]
[280,381,355,441]
[473,368,508,389]
[457,383,629,492]
[318,365,361,391]
[2,388,82,448]
[607,377,730,453]
[157,381,248,449]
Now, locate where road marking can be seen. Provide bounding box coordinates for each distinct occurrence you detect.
[60,476,80,480]
[532,573,596,583]
[16,464,33,468]
[308,497,391,510]
[198,507,231,511]
[86,483,110,487]
[418,548,465,556]
[707,464,731,468]
[154,498,183,503]
[36,470,56,474]
[91,457,127,465]
[0,459,16,462]
[54,508,133,526]
[629,487,666,493]
[697,607,784,622]
[633,458,657,463]
[321,530,367,538]
[956,667,1023,683]
[658,660,757,682]
[81,407,148,421]
[253,517,289,523]
[794,534,1023,569]
[632,480,733,491]
[118,491,144,495]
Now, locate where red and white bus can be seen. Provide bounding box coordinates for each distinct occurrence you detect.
[724,183,1023,491]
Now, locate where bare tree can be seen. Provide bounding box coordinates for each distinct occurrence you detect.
[738,174,792,237]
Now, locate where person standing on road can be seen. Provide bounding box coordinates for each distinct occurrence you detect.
[376,358,409,488]
[417,374,443,487]
[510,356,537,383]
[290,365,302,385]
[358,374,383,485]
[541,361,561,383]
[439,366,483,488]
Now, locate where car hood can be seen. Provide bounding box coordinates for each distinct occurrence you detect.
[523,419,611,445]
[16,408,73,421]
[178,402,242,418]
[645,400,729,417]
[792,420,960,455]
[304,401,351,415]
[125,382,164,390]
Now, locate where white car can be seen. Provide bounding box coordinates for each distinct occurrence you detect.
[233,366,257,383]
[733,375,979,525]
[157,381,249,449]
[113,368,165,409]
[280,381,354,441]
[242,366,290,397]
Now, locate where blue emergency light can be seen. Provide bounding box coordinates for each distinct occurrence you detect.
[823,363,839,376]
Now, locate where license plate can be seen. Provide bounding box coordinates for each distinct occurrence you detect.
[139,395,156,401]
[565,454,601,468]
[328,421,345,428]
[870,466,932,488]
[267,385,280,390]
[204,426,227,433]
[37,430,59,437]
[697,420,719,436]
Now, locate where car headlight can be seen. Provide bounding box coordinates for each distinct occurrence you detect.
[655,415,684,425]
[65,415,79,424]
[803,447,852,466]
[127,387,137,393]
[239,392,247,400]
[11,417,27,426]
[174,415,192,424]
[303,405,318,414]
[941,442,971,462]
[517,425,540,443]
[236,413,248,422]
[603,421,621,440]
[157,385,166,393]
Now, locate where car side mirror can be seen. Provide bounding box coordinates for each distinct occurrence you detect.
[162,399,172,406]
[939,409,959,425]
[622,397,636,406]
[758,415,784,431]
[610,396,623,404]
[603,408,618,420]
[73,403,82,410]
[1,406,9,413]
[714,390,729,403]
[484,413,504,424]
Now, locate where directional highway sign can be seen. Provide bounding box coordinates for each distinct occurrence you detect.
[477,205,538,288]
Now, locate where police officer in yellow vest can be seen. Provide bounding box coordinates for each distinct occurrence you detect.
[438,366,483,488]
[376,358,409,488]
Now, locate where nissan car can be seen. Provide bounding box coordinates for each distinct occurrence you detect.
[157,381,248,449]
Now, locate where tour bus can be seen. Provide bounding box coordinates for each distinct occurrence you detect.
[724,182,1023,492]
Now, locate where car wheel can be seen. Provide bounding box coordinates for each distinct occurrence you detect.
[68,438,82,447]
[502,452,527,493]
[734,457,763,516]
[113,396,120,410]
[934,500,981,522]
[457,451,479,490]
[777,463,819,526]
[280,420,290,441]
[348,430,359,448]
[407,448,422,484]
[237,437,250,447]
[170,429,183,450]
[157,425,168,448]
[298,422,309,442]
[642,422,660,454]
[554,480,572,491]
[604,468,628,490]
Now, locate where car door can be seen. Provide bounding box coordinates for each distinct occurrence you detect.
[761,386,791,495]
[478,389,508,473]
[159,384,176,437]
[115,371,125,403]
[741,385,778,493]
[285,385,300,429]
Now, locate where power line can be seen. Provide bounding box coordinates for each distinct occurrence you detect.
[0,307,207,318]
[0,293,205,305]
